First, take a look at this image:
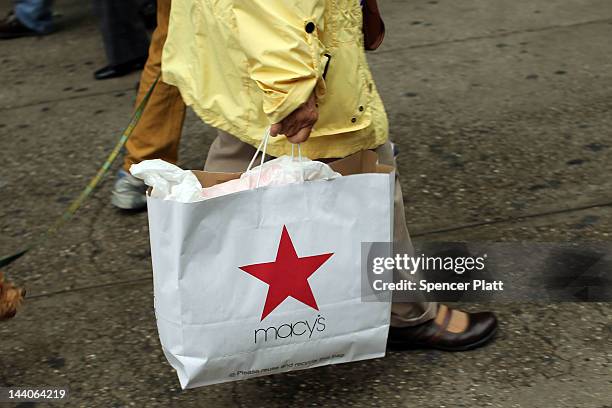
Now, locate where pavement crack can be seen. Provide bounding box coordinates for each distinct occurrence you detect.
[26,276,151,300]
[412,200,612,237]
[0,87,135,112]
[378,18,612,54]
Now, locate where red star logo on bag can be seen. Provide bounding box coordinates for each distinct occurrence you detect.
[239,226,334,321]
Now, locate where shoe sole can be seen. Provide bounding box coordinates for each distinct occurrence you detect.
[387,325,498,352]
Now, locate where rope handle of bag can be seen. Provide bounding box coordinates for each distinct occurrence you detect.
[245,128,304,188]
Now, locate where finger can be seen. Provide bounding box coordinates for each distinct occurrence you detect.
[287,126,313,144]
[269,123,283,137]
[279,114,303,138]
[283,124,301,139]
[284,111,316,138]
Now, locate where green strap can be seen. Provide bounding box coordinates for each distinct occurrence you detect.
[0,75,160,269]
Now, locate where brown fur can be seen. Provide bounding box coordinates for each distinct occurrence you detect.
[0,271,25,320]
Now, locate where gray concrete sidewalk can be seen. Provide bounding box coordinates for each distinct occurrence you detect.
[0,0,610,406]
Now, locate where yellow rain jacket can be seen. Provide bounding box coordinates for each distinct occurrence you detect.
[162,0,388,159]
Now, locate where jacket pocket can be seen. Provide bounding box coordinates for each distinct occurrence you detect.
[310,42,372,137]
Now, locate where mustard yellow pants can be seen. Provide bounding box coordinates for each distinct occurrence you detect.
[123,0,186,171]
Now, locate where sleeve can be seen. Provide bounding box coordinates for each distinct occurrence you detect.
[232,0,327,124]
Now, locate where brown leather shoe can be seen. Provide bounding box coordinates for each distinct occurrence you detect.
[388,305,498,351]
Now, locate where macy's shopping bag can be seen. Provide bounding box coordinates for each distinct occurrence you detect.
[147,149,394,389]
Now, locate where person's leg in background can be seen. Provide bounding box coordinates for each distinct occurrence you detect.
[374,141,439,327]
[0,0,54,39]
[92,0,150,80]
[112,0,186,210]
[204,131,262,173]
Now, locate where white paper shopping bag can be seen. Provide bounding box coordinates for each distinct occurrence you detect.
[146,148,394,389]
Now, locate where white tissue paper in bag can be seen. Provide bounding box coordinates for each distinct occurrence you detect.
[130,156,341,203]
[130,159,203,203]
[200,156,341,200]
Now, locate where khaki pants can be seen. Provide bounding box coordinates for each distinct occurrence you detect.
[205,131,437,327]
[123,0,186,171]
